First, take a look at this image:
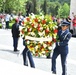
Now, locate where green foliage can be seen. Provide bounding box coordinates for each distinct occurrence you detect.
[0,23,2,28]
[57,3,70,18]
[47,2,60,16]
[0,0,25,14]
[0,0,70,18]
[62,3,70,17]
[50,0,70,5]
[0,21,13,29]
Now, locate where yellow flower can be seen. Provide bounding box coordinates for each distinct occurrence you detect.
[20,14,58,57]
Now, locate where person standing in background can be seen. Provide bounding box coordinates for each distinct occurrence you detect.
[66,16,71,31]
[11,19,20,52]
[1,17,6,29]
[5,13,10,29]
[18,12,24,25]
[72,15,76,36]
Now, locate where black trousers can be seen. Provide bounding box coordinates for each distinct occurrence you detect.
[13,37,19,51]
[22,46,35,68]
[51,51,67,75]
[6,21,9,29]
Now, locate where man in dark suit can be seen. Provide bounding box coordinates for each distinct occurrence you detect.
[51,21,72,75]
[11,19,20,52]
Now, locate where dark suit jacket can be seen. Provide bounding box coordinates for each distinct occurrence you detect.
[54,29,72,54]
[11,23,20,38]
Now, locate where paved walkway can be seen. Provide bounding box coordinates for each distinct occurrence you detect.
[0,58,52,75]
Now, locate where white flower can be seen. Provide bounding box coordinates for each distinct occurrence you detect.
[27,40,30,44]
[53,34,57,39]
[38,32,43,36]
[40,27,43,30]
[38,19,41,22]
[39,41,43,44]
[34,24,38,28]
[24,18,27,22]
[34,41,37,44]
[43,44,47,48]
[48,46,52,50]
[40,15,44,20]
[25,28,27,31]
[53,27,55,30]
[42,31,45,35]
[42,51,45,54]
[30,32,35,36]
[19,26,24,31]
[30,13,35,19]
[35,46,38,50]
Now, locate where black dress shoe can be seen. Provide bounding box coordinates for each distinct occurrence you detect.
[14,49,19,52]
[46,56,52,59]
[52,71,56,74]
[24,64,28,66]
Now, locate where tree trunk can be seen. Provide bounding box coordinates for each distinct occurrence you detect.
[43,0,47,15]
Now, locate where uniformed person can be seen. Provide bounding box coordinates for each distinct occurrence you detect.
[22,39,35,68]
[51,21,72,75]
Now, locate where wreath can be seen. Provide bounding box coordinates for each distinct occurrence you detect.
[19,13,58,57]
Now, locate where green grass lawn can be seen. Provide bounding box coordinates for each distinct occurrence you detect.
[0,22,13,29]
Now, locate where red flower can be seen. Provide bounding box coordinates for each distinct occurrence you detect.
[30,46,33,48]
[35,53,38,56]
[40,46,44,50]
[42,20,46,24]
[22,21,24,25]
[34,18,38,22]
[31,23,34,27]
[28,28,31,32]
[38,24,41,28]
[37,27,41,31]
[52,38,56,42]
[48,42,52,46]
[46,41,52,46]
[26,39,29,41]
[45,50,49,53]
[35,50,38,53]
[26,17,30,21]
[21,30,24,34]
[54,29,58,33]
[45,28,50,33]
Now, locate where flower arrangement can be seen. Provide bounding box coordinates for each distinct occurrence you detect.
[19,13,58,57]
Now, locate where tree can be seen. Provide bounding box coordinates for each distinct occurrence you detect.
[58,3,70,18]
[43,0,47,15]
[0,0,25,14]
[0,0,70,17]
[47,2,60,16]
[50,0,70,5]
[62,3,70,17]
[32,0,37,14]
[25,1,32,16]
[25,0,37,15]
